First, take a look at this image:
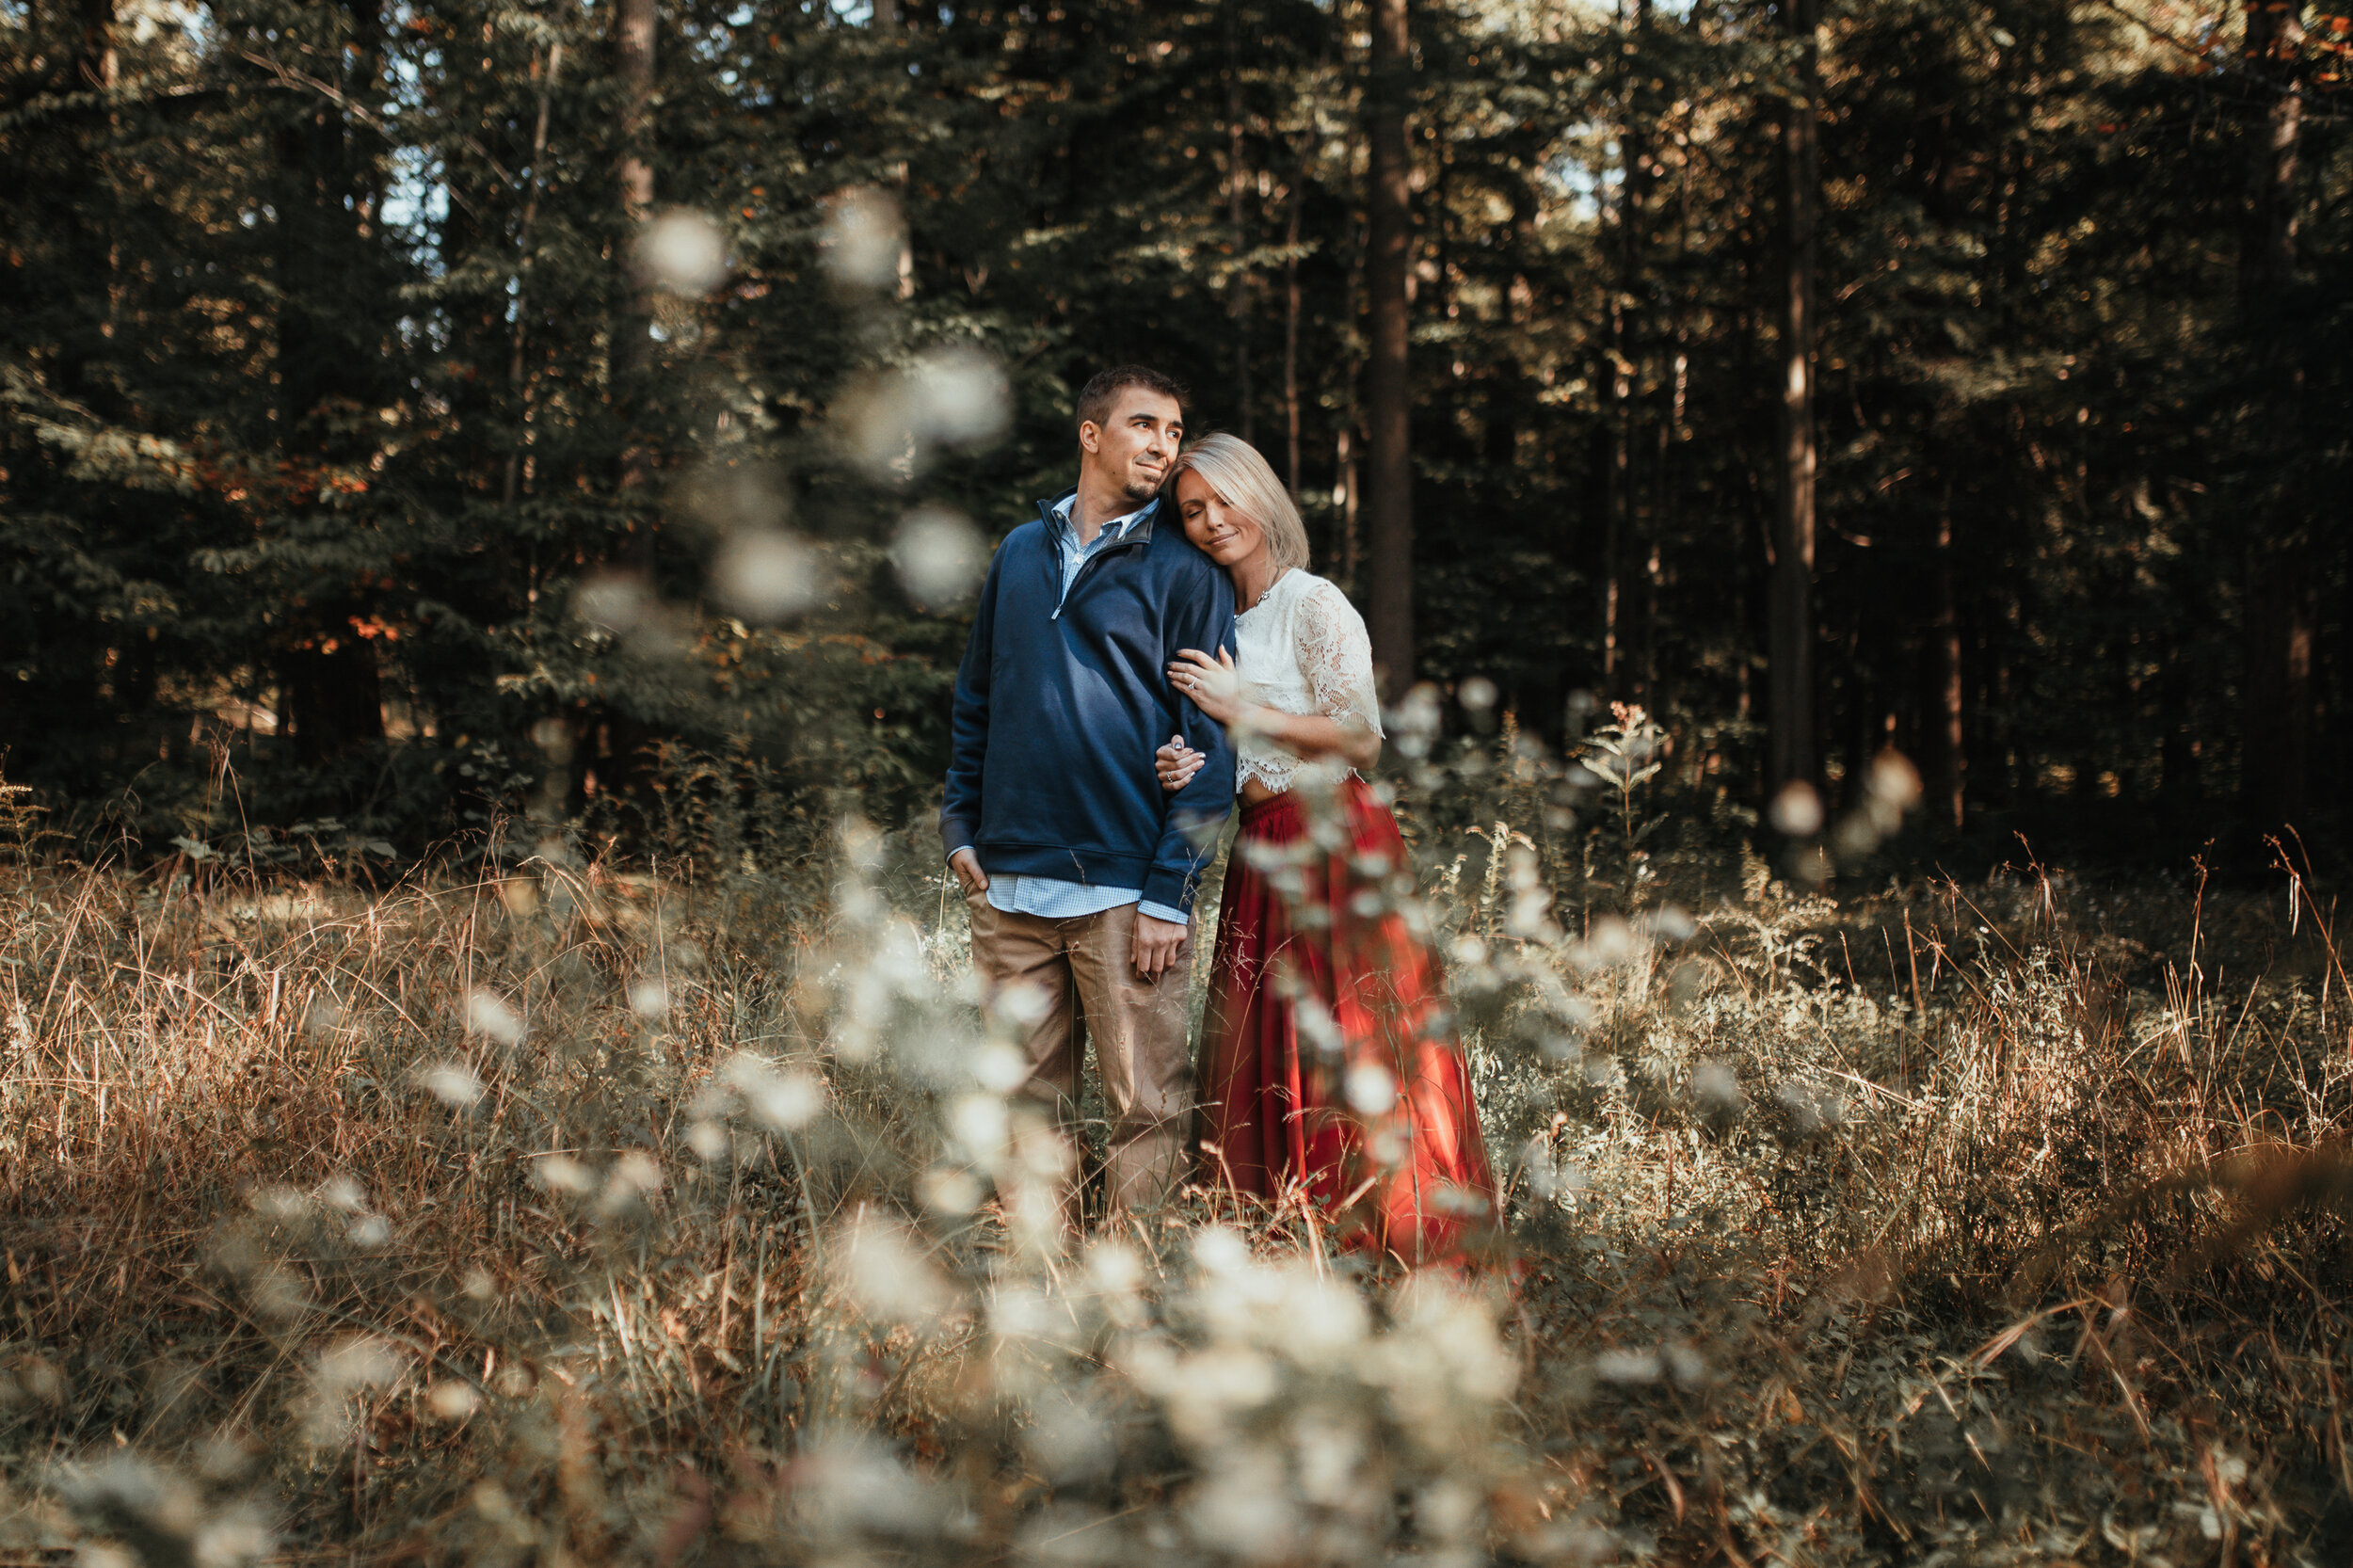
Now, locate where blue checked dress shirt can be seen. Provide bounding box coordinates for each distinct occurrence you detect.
[964,494,1190,927]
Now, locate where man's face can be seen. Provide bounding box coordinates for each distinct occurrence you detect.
[1080,391,1184,504]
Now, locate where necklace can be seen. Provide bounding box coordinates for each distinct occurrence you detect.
[1237,567,1289,616]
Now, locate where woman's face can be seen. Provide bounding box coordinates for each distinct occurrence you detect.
[1175,470,1268,571]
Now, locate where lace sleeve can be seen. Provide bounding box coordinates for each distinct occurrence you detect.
[1294,581,1385,736]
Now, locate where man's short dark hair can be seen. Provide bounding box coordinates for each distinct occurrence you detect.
[1077,365,1188,431]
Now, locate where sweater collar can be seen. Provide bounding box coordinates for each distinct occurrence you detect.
[1037,488,1161,547]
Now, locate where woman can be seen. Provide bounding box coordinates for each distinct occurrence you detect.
[1156,434,1497,1268]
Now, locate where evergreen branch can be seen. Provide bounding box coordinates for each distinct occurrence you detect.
[234,48,520,189]
[0,75,225,134]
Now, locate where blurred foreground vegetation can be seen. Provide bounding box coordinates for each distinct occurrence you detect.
[2,730,2351,1566]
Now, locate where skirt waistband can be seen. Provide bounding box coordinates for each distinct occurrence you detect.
[1237,776,1376,830]
[1238,792,1294,827]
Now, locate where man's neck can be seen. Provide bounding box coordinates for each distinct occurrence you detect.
[1069,472,1144,545]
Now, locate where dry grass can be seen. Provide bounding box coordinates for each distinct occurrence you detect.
[1500,863,2353,1565]
[0,806,2348,1567]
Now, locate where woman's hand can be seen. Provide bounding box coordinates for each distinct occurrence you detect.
[1169,646,1246,726]
[1156,734,1205,793]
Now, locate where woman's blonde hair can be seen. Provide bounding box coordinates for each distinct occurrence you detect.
[1171,433,1311,572]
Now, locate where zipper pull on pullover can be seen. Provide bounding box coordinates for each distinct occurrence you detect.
[1048,497,1149,620]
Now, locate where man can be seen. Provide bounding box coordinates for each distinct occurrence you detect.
[941,365,1239,1220]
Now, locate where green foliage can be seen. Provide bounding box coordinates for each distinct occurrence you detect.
[4,0,2352,864]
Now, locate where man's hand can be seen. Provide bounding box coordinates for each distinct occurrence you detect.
[1132,912,1188,983]
[949,847,989,898]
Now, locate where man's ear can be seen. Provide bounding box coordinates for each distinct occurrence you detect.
[1078,420,1101,455]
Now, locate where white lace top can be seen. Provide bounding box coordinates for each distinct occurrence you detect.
[1232,570,1385,792]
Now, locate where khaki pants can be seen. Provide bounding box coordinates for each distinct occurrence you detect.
[966,896,1193,1218]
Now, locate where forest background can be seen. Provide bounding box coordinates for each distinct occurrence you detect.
[6,0,2346,871]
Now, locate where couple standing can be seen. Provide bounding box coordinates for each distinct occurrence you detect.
[940,366,1496,1267]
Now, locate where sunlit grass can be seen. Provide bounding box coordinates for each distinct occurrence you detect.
[0,810,2347,1565]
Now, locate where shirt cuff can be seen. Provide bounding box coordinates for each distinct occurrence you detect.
[1137,900,1189,927]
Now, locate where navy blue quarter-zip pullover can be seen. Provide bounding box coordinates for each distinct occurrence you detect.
[939,490,1239,917]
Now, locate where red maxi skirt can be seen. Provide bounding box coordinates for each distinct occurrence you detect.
[1196,776,1499,1267]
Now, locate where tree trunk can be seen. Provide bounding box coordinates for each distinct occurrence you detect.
[2242,554,2315,832]
[1362,0,1414,690]
[2237,0,2309,835]
[618,0,656,226]
[1284,152,1305,494]
[1605,0,1649,698]
[1336,423,1360,589]
[275,3,387,763]
[1604,312,1626,690]
[2159,636,2198,809]
[1926,485,1965,830]
[616,0,658,520]
[1225,1,1254,444]
[506,41,565,510]
[1768,0,1819,792]
[61,0,116,409]
[2239,4,2304,301]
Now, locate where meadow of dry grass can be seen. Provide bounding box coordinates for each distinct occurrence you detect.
[0,784,2349,1568]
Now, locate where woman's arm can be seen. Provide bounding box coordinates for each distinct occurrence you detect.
[1166,643,1384,774]
[1289,581,1385,771]
[1237,703,1383,771]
